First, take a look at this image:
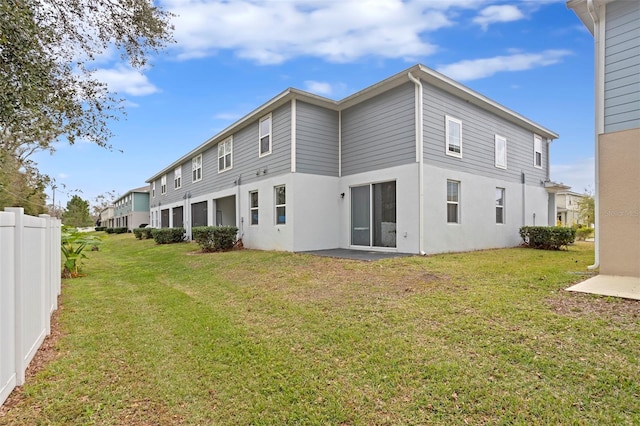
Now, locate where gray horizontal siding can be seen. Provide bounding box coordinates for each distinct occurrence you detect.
[150,103,292,206]
[604,0,640,133]
[423,83,548,185]
[341,82,416,176]
[296,101,339,176]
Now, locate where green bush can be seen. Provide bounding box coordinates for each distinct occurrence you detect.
[192,226,238,252]
[519,226,576,250]
[133,227,154,240]
[575,226,594,241]
[113,227,128,234]
[94,226,107,232]
[151,227,185,244]
[105,228,115,234]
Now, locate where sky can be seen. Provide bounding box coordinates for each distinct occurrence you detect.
[33,0,596,208]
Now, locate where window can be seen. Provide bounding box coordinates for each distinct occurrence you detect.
[161,175,167,195]
[218,137,233,172]
[259,114,272,157]
[174,166,182,189]
[496,187,505,224]
[250,191,259,225]
[445,115,462,158]
[192,154,202,182]
[447,180,460,223]
[152,182,155,198]
[275,185,286,225]
[534,134,543,168]
[495,135,507,169]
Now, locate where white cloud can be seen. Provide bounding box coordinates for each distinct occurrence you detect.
[304,80,334,96]
[213,112,243,121]
[162,0,465,64]
[551,157,595,194]
[436,50,572,81]
[473,5,525,31]
[93,65,158,96]
[58,173,69,179]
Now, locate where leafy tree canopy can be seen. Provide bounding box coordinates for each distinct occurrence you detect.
[0,0,173,214]
[0,0,174,160]
[63,195,93,227]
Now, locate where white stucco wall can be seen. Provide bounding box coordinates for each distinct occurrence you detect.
[337,163,421,253]
[239,173,295,251]
[291,174,341,252]
[422,164,550,254]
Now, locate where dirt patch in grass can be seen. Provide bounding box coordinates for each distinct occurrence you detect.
[547,291,639,326]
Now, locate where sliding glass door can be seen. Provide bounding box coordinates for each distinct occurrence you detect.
[351,181,396,248]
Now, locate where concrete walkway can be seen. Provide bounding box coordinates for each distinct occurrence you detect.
[566,275,640,300]
[301,248,414,261]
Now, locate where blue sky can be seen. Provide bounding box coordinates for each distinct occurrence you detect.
[34,0,595,208]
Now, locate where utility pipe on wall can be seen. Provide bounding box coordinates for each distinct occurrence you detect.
[587,0,602,270]
[407,72,426,255]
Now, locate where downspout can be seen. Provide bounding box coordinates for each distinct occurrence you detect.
[587,0,602,270]
[408,72,426,255]
[338,110,342,177]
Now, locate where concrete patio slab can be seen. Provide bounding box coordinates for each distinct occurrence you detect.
[566,275,640,300]
[300,248,414,262]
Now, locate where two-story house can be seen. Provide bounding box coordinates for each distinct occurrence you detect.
[99,205,115,228]
[147,64,561,255]
[556,191,588,227]
[567,0,639,297]
[113,186,150,231]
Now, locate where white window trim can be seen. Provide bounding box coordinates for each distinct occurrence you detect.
[174,166,182,189]
[192,154,203,182]
[447,180,460,224]
[495,134,507,169]
[151,182,156,198]
[161,175,167,195]
[445,115,463,158]
[534,134,543,169]
[274,185,286,225]
[249,190,259,226]
[259,114,272,158]
[218,137,233,173]
[496,187,505,224]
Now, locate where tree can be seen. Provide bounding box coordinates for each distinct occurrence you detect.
[0,151,48,215]
[578,192,595,227]
[0,0,174,161]
[91,190,117,223]
[63,195,93,227]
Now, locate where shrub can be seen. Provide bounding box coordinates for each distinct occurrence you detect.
[519,226,576,250]
[105,228,115,234]
[113,227,128,234]
[61,226,102,278]
[95,226,107,232]
[575,226,594,241]
[133,227,154,240]
[192,226,238,252]
[151,227,185,244]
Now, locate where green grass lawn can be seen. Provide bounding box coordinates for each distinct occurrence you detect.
[1,236,638,425]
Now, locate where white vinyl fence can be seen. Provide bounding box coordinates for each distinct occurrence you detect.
[0,207,61,407]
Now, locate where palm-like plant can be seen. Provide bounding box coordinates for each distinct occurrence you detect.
[61,226,101,278]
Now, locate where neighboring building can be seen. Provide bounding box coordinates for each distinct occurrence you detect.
[556,191,588,227]
[568,0,640,283]
[99,205,115,228]
[147,63,561,255]
[113,186,150,231]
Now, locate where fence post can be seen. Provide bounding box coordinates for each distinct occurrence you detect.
[5,207,25,386]
[0,211,17,406]
[39,215,52,334]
